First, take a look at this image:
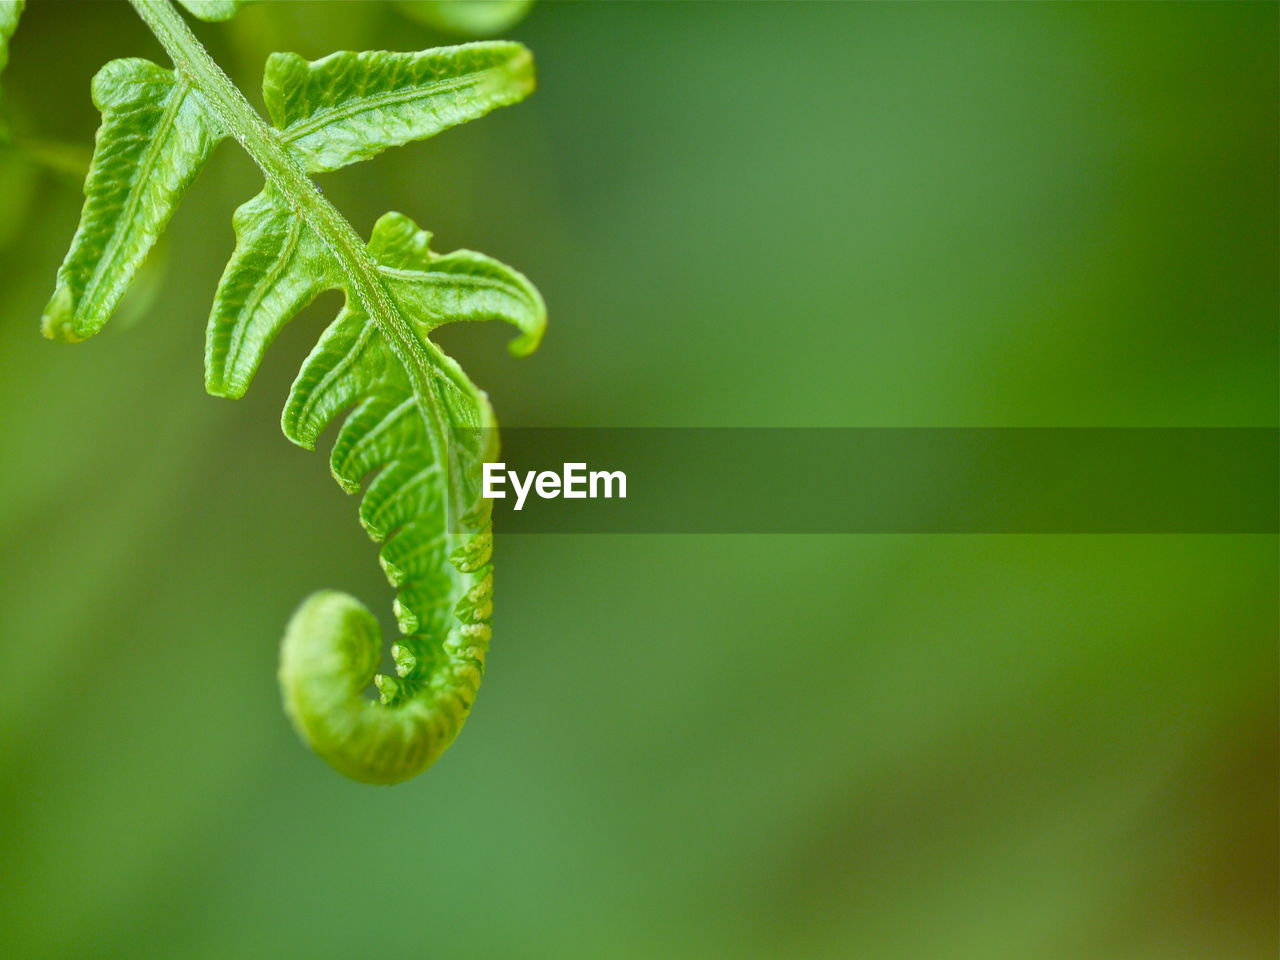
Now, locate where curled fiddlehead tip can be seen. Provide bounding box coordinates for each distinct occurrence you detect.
[280,590,467,785]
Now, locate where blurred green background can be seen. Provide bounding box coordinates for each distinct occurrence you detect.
[0,2,1275,957]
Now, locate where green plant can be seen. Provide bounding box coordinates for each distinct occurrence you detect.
[9,0,545,784]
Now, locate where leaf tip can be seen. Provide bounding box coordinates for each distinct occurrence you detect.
[331,467,361,495]
[507,282,547,356]
[205,353,246,399]
[205,377,246,401]
[492,41,537,102]
[40,284,84,343]
[506,332,540,357]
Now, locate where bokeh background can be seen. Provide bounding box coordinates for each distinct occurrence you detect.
[1,2,1275,957]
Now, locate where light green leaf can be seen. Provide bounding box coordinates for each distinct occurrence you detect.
[397,0,533,38]
[176,0,249,22]
[0,0,23,75]
[265,42,535,173]
[42,58,223,343]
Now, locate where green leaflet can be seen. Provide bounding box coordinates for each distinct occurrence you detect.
[46,0,544,785]
[266,44,534,173]
[0,0,22,76]
[368,212,543,357]
[42,59,222,342]
[204,186,330,398]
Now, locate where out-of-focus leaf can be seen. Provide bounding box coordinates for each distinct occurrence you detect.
[0,0,22,76]
[111,237,170,331]
[0,147,35,248]
[12,136,91,180]
[397,0,533,38]
[176,0,250,22]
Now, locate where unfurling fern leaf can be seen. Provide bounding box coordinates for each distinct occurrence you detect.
[38,0,545,784]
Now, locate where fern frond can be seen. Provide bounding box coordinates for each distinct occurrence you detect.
[42,0,544,785]
[272,210,541,782]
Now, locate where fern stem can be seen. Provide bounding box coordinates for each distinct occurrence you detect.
[127,0,454,498]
